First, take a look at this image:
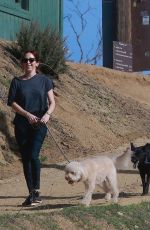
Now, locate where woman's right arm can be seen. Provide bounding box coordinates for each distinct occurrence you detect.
[12,102,39,124]
[12,102,28,118]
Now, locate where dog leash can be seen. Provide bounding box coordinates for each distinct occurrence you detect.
[0,206,24,227]
[45,123,70,163]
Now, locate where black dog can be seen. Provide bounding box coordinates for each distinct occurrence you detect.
[130,142,150,195]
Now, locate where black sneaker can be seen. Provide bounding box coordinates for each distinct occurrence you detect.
[31,190,42,206]
[22,192,34,206]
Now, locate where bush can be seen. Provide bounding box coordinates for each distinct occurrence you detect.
[10,22,68,77]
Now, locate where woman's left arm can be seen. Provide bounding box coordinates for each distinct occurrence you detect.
[40,89,55,123]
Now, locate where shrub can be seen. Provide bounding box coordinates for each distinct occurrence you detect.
[10,22,68,77]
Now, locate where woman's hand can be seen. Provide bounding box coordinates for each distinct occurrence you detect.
[26,112,40,124]
[40,113,50,124]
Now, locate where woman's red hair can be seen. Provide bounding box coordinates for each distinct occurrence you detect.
[21,50,40,62]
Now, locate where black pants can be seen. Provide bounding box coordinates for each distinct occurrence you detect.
[15,121,47,193]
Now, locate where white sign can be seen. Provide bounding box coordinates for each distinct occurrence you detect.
[142,16,149,25]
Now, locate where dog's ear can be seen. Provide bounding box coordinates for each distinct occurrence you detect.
[130,142,135,151]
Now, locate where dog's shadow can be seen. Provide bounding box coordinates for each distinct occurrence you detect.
[92,193,106,200]
[119,191,141,198]
[41,163,65,171]
[92,191,141,200]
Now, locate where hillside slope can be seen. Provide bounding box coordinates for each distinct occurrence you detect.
[0,41,150,179]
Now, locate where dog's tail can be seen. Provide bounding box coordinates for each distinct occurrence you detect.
[111,147,132,170]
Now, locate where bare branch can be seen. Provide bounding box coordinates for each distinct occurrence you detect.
[85,24,103,65]
[65,0,102,64]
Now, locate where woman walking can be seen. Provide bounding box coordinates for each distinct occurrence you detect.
[7,50,55,206]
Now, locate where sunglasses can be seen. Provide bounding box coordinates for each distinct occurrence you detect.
[22,58,36,63]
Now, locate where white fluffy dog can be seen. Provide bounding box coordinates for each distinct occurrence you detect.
[65,156,119,206]
[65,147,131,206]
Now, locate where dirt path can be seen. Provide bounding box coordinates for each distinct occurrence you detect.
[1,155,150,214]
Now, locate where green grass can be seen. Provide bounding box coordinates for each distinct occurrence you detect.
[40,155,48,163]
[0,202,150,230]
[0,213,61,230]
[63,202,150,229]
